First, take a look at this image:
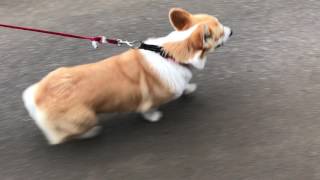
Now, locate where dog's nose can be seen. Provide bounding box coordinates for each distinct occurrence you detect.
[229,30,233,37]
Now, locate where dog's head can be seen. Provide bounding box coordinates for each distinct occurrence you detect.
[163,8,232,69]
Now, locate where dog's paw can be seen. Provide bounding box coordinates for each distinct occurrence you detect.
[78,126,102,139]
[142,110,163,122]
[184,83,197,95]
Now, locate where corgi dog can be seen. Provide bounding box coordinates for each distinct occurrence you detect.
[22,8,232,145]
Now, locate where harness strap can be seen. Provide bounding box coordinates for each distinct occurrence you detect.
[138,43,191,68]
[138,43,170,58]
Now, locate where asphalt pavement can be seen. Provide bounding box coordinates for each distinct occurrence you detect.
[1,0,320,179]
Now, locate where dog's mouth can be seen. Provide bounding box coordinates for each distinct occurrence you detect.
[215,26,232,50]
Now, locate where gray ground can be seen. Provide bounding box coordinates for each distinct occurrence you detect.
[1,0,320,179]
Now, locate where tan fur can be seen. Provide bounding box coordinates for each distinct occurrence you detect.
[26,8,229,144]
[165,9,225,63]
[34,49,172,143]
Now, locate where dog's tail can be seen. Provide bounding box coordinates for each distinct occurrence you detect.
[22,83,38,120]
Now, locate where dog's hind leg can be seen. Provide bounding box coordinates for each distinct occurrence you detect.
[43,106,99,145]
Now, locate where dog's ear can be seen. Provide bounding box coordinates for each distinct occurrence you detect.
[169,8,193,31]
[201,24,213,48]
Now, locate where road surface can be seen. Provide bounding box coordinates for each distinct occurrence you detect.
[1,0,320,179]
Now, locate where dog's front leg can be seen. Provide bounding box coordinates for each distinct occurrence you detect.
[142,109,163,122]
[77,126,103,139]
[183,83,197,95]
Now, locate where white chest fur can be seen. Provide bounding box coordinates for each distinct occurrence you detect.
[140,49,192,98]
[139,25,200,98]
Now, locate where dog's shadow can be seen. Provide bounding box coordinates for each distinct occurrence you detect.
[49,95,200,148]
[93,94,198,142]
[39,92,228,165]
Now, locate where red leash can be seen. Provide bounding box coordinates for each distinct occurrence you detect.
[0,23,184,64]
[0,23,119,48]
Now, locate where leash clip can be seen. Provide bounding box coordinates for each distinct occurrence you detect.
[117,39,141,48]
